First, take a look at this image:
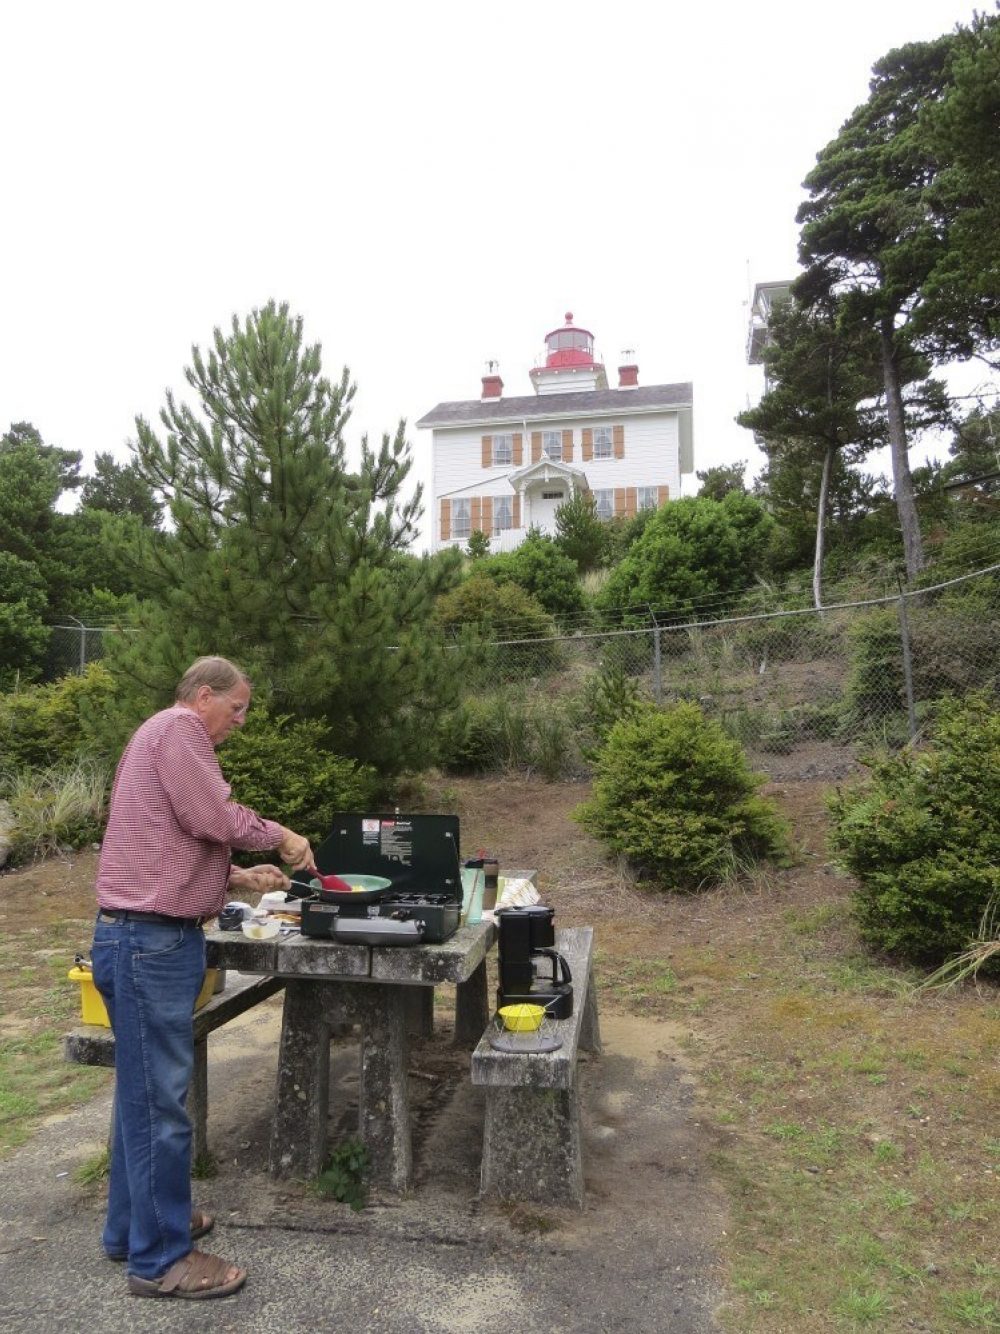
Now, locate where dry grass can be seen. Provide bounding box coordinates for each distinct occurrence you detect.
[2,775,999,1330]
[449,772,1000,1333]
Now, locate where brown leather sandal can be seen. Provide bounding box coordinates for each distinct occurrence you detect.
[127,1249,247,1299]
[106,1209,214,1261]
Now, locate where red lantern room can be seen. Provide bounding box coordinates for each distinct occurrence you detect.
[543,312,595,367]
[530,312,608,395]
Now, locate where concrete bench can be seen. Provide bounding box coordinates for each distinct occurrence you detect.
[64,971,285,1164]
[471,925,600,1208]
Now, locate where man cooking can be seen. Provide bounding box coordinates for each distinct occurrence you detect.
[91,655,313,1299]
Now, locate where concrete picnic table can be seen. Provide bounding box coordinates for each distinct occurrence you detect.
[205,917,497,1191]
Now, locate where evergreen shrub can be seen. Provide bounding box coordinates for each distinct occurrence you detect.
[485,532,586,622]
[844,608,906,727]
[0,664,119,770]
[828,694,1000,968]
[574,702,789,890]
[569,663,645,761]
[220,710,377,850]
[433,574,561,678]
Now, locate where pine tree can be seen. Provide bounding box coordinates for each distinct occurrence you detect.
[107,301,463,774]
[795,34,956,579]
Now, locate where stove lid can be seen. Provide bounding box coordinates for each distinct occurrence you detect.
[312,813,462,901]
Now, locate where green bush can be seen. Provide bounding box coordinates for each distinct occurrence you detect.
[433,575,561,678]
[844,608,906,727]
[484,532,586,622]
[0,664,119,770]
[435,692,576,779]
[0,759,110,864]
[574,702,789,890]
[220,710,378,850]
[569,663,645,761]
[597,492,776,617]
[828,694,1000,967]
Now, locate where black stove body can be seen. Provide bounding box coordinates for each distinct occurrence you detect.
[297,813,463,944]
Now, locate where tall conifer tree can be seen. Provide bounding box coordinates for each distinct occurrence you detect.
[107,301,462,773]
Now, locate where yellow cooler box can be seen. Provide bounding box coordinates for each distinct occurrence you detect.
[69,967,219,1027]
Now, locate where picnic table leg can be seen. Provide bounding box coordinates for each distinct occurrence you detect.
[579,973,602,1054]
[190,1036,209,1164]
[453,957,489,1049]
[269,980,333,1179]
[403,985,434,1038]
[356,984,412,1191]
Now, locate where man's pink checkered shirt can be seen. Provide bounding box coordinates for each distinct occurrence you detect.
[96,704,283,919]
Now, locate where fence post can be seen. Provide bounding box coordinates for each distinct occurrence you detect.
[896,578,918,742]
[67,616,86,673]
[651,621,662,706]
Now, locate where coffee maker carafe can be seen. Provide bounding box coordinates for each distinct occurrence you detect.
[496,905,573,1019]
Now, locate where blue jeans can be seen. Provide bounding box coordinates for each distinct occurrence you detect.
[91,915,206,1280]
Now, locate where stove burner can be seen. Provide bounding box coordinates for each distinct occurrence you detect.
[383,892,452,907]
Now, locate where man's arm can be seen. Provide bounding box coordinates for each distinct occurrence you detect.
[154,714,313,868]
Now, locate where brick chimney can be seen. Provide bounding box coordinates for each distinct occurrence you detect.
[481,360,503,399]
[618,350,638,389]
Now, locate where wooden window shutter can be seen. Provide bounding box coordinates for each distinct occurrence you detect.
[482,435,492,468]
[531,431,542,463]
[625,486,637,517]
[482,496,493,533]
[657,484,669,506]
[471,496,483,533]
[513,432,523,465]
[512,494,521,528]
[613,424,625,458]
[440,498,451,541]
[562,429,573,462]
[613,487,627,517]
[582,428,593,462]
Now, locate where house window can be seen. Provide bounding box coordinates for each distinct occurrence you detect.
[593,426,613,459]
[637,486,659,511]
[594,489,613,520]
[542,430,562,460]
[541,490,565,501]
[452,498,471,538]
[493,496,513,533]
[492,433,512,466]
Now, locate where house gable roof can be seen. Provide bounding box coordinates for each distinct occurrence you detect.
[416,382,693,430]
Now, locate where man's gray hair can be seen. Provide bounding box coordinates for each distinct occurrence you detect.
[175,656,250,703]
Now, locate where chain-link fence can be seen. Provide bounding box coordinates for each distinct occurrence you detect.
[43,621,113,680]
[478,563,1000,778]
[40,564,999,780]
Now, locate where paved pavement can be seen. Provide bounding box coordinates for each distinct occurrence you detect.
[0,997,726,1333]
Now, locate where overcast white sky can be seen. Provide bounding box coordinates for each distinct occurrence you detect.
[0,0,989,547]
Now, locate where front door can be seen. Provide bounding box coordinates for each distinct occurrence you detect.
[531,487,567,535]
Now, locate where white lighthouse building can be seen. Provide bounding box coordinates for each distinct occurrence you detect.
[417,313,694,552]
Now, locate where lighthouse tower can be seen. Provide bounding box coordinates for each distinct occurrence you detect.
[529,312,609,396]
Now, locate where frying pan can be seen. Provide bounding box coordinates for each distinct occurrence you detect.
[290,868,393,904]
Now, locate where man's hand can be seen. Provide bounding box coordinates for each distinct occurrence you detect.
[229,864,291,896]
[276,828,313,871]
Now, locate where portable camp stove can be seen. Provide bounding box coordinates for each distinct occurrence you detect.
[296,813,463,945]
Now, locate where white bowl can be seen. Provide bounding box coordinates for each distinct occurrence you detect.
[241,918,280,941]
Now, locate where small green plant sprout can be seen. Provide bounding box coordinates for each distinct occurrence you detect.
[833,1285,893,1324]
[73,1148,110,1184]
[945,1290,1000,1328]
[313,1137,370,1211]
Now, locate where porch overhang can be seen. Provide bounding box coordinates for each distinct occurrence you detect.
[508,458,590,493]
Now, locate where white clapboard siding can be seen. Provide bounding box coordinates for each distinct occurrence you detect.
[431,410,682,548]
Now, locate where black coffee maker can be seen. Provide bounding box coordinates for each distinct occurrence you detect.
[496,905,573,1019]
